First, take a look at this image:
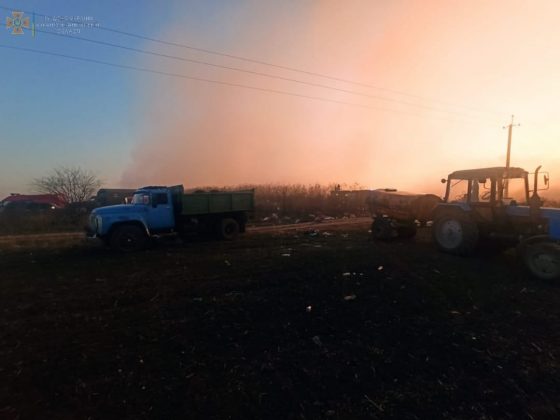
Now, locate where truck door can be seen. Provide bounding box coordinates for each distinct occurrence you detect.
[147,191,175,232]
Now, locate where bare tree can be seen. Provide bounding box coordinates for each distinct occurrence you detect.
[32,166,102,203]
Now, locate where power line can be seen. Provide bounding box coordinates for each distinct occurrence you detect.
[0,43,495,128]
[0,3,504,118]
[96,26,502,117]
[26,27,496,122]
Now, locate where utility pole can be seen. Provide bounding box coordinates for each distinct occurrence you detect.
[503,115,520,198]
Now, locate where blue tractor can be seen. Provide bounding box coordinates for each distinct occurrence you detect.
[432,166,560,280]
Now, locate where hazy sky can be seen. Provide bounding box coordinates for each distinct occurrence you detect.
[1,0,559,199]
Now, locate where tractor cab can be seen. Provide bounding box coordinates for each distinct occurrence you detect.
[441,166,530,228]
[443,166,530,206]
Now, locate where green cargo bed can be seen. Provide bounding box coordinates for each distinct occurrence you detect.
[181,191,254,216]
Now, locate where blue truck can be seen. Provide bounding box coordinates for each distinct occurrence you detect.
[86,185,254,251]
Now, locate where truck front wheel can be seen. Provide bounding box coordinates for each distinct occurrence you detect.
[523,242,560,281]
[219,218,240,240]
[432,210,478,255]
[110,225,148,252]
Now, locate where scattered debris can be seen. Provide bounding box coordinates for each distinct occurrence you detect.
[377,266,384,271]
[344,294,357,301]
[312,336,323,347]
[364,394,384,412]
[262,213,280,223]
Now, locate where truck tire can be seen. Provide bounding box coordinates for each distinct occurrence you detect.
[371,217,395,240]
[523,242,560,281]
[110,225,148,252]
[219,218,240,240]
[432,210,478,255]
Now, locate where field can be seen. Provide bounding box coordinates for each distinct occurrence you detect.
[1,219,560,419]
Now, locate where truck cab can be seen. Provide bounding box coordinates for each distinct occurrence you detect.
[129,187,176,233]
[86,186,178,251]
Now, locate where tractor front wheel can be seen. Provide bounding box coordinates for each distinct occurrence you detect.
[523,242,560,281]
[432,211,479,255]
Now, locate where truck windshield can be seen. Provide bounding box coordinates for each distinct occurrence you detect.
[131,193,150,205]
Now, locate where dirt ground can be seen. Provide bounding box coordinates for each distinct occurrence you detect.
[1,219,559,419]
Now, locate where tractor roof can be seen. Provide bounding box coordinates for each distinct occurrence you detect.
[448,166,527,180]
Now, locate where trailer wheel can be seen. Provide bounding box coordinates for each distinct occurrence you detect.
[523,242,560,281]
[397,222,417,239]
[432,210,478,255]
[371,217,395,240]
[219,218,240,240]
[110,225,148,252]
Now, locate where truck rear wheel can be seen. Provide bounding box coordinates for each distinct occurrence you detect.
[110,225,148,252]
[523,242,560,281]
[219,218,240,240]
[432,210,478,255]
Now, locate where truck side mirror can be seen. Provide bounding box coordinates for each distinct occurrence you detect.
[544,174,549,186]
[441,178,447,184]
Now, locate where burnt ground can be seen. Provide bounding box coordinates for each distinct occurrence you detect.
[1,220,560,420]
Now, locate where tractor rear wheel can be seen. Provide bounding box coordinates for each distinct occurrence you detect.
[523,242,560,281]
[432,210,479,255]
